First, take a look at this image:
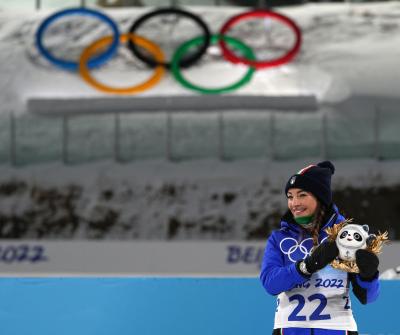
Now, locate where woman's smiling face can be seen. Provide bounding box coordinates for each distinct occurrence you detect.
[287,188,318,218]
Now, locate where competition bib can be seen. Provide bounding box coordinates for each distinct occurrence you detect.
[274,266,357,331]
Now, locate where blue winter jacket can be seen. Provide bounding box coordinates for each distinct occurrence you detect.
[260,205,380,335]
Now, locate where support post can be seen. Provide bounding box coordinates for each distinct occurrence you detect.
[218,111,225,160]
[62,115,69,165]
[166,112,172,161]
[114,113,121,163]
[374,106,381,161]
[321,110,328,159]
[269,112,275,160]
[10,112,16,166]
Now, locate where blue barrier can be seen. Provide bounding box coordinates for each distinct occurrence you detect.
[0,278,398,335]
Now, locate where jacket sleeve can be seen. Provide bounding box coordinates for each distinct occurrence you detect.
[349,272,380,304]
[259,232,310,296]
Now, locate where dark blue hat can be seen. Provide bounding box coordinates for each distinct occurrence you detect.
[284,161,335,207]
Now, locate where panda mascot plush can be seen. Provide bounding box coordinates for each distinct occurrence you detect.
[325,219,388,273]
[336,224,374,262]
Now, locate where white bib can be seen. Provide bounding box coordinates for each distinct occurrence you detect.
[274,266,357,331]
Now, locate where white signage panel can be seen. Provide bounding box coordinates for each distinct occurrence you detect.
[0,240,397,276]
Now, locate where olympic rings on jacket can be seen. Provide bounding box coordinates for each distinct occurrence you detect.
[79,34,165,94]
[127,7,211,69]
[280,237,313,263]
[279,236,329,263]
[35,7,120,71]
[171,35,256,94]
[219,10,302,69]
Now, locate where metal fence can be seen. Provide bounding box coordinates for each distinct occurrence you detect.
[1,106,399,166]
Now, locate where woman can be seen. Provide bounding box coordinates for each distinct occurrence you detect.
[260,161,380,335]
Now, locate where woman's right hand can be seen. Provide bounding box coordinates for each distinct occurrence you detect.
[299,241,339,275]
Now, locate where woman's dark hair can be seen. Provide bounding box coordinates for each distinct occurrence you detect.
[310,203,327,247]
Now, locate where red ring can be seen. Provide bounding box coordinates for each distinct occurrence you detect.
[219,10,302,69]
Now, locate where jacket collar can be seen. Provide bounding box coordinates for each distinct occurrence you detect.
[280,204,340,233]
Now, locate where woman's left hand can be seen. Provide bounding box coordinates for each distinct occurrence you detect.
[355,249,379,281]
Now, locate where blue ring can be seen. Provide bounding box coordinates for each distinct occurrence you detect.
[35,7,120,71]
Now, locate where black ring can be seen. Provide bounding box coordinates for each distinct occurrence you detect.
[127,7,211,69]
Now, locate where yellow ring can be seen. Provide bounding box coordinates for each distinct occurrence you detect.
[79,34,165,94]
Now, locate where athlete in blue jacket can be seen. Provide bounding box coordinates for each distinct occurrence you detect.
[260,161,380,335]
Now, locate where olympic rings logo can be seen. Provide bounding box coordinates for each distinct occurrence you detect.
[279,236,328,263]
[280,237,313,263]
[35,7,302,95]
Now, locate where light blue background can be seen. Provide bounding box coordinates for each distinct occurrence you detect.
[0,278,398,335]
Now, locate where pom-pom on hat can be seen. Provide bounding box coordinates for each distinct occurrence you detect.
[284,161,335,207]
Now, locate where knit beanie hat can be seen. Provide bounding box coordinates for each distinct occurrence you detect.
[284,161,335,207]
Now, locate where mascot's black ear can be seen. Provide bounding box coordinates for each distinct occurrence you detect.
[362,225,369,233]
[366,234,377,247]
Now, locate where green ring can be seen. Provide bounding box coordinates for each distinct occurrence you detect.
[171,35,256,95]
